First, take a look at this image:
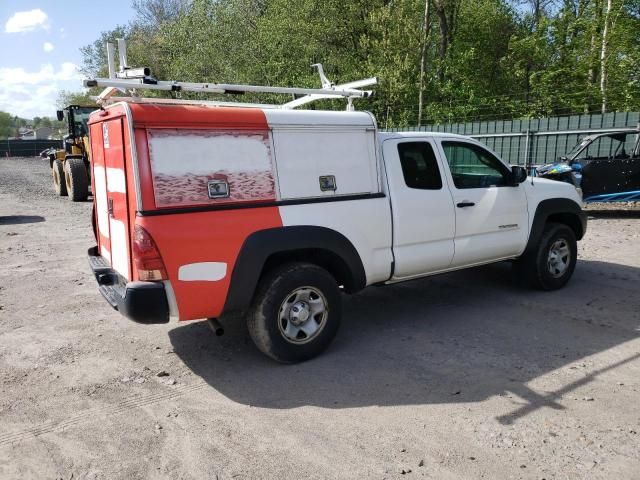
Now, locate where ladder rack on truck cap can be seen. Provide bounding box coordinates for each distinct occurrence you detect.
[84,39,377,111]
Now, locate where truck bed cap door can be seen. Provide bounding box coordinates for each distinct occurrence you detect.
[90,118,132,280]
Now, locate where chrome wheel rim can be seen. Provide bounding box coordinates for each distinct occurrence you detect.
[547,238,571,278]
[278,286,328,344]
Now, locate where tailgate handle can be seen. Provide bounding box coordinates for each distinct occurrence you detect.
[108,198,114,217]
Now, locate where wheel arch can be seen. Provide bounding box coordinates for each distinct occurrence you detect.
[524,198,587,256]
[223,226,366,313]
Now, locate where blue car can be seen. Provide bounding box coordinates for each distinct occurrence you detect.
[537,129,640,203]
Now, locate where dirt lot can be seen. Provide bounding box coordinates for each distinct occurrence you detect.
[0,156,639,479]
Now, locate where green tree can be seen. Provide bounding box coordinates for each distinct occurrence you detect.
[0,111,13,139]
[73,0,640,126]
[57,90,97,108]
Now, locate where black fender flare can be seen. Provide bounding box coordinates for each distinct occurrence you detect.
[223,226,366,313]
[523,198,587,256]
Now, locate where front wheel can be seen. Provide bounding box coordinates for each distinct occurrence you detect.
[247,262,342,363]
[516,222,577,290]
[52,159,67,196]
[64,157,89,202]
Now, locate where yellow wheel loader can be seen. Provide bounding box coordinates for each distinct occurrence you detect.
[44,105,95,201]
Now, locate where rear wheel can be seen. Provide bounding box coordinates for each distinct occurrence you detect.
[248,262,342,363]
[65,157,89,202]
[52,159,67,196]
[516,222,577,290]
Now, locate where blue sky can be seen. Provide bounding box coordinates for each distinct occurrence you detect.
[0,0,136,118]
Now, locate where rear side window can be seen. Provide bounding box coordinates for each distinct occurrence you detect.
[397,142,443,190]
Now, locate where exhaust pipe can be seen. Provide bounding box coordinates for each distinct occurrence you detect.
[207,318,224,336]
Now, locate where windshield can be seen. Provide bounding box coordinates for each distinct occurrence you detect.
[566,137,593,160]
[570,132,637,162]
[69,107,95,137]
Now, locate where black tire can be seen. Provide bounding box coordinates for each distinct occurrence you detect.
[52,159,67,196]
[64,157,89,202]
[516,222,577,290]
[248,262,342,363]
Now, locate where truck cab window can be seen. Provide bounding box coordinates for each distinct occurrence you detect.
[397,141,443,190]
[442,141,508,189]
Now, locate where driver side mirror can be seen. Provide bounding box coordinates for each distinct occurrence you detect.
[56,110,64,121]
[510,165,527,185]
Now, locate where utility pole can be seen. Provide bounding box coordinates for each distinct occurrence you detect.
[418,0,431,128]
[600,0,612,113]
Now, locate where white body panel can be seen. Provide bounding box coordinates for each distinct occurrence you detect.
[105,167,127,193]
[522,177,584,230]
[178,262,228,282]
[278,197,393,284]
[272,128,379,199]
[265,110,379,200]
[432,138,529,266]
[448,184,529,266]
[109,218,129,277]
[381,138,456,278]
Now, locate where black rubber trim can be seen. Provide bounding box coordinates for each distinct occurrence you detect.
[136,192,386,217]
[523,199,587,256]
[88,246,169,324]
[223,226,366,313]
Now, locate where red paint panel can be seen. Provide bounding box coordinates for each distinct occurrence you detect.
[128,104,269,130]
[103,118,133,279]
[91,103,281,320]
[134,128,156,212]
[89,122,111,260]
[121,111,139,246]
[138,206,282,320]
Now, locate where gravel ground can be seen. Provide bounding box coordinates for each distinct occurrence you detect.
[0,156,639,480]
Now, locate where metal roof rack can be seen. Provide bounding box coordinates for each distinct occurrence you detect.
[85,39,377,111]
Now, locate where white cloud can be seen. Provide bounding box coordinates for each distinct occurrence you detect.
[43,42,54,52]
[4,9,50,33]
[0,63,85,118]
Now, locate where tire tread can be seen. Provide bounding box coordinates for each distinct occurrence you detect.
[65,158,89,202]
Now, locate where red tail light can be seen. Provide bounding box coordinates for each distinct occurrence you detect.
[132,224,168,281]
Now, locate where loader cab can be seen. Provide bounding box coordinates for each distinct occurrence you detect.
[57,105,95,152]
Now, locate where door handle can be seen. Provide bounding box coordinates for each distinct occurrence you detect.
[456,201,475,208]
[107,198,114,217]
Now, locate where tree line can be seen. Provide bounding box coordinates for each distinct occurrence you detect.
[76,0,640,127]
[0,111,65,140]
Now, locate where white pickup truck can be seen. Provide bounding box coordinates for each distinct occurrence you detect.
[87,104,586,363]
